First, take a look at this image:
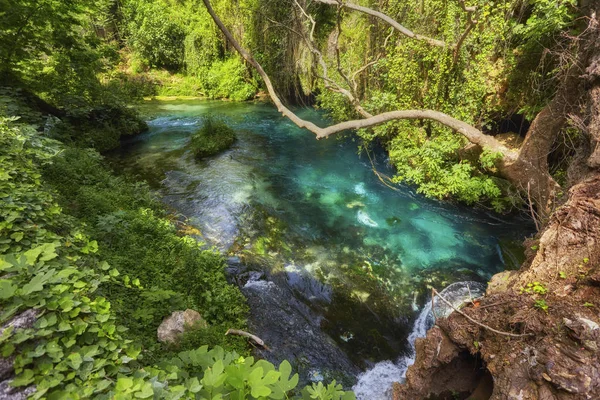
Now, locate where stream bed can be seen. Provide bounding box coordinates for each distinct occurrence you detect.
[110,99,533,397]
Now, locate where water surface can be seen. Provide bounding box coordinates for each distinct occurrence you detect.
[110,99,532,387]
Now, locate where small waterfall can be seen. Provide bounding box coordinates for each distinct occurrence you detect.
[352,281,485,400]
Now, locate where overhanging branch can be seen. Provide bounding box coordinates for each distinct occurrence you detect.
[201,0,512,159]
[314,0,448,48]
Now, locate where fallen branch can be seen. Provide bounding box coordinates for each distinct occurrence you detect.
[431,288,532,338]
[226,329,270,350]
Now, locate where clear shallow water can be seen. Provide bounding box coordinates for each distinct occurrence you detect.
[110,99,532,388]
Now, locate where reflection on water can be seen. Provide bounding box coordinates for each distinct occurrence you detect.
[110,99,532,381]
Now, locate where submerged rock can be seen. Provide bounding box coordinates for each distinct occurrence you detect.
[357,210,378,227]
[238,268,360,388]
[157,309,208,344]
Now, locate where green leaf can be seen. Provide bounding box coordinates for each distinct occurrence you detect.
[116,377,134,392]
[10,232,24,242]
[272,360,298,398]
[0,280,17,299]
[22,269,56,295]
[24,243,58,264]
[134,382,154,398]
[186,377,202,393]
[11,369,34,387]
[68,352,83,369]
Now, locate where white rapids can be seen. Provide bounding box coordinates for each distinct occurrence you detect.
[352,281,486,400]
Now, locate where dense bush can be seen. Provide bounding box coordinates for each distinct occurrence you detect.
[42,145,248,356]
[47,105,148,153]
[190,116,237,159]
[121,1,186,71]
[200,58,258,101]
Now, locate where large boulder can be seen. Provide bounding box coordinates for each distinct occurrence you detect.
[157,309,207,344]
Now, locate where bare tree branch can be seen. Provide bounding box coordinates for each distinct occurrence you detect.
[292,0,373,118]
[432,288,532,338]
[314,0,448,48]
[454,0,479,62]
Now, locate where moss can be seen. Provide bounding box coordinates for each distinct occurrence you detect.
[190,115,236,158]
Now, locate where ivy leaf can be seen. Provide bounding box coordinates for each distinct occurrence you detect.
[68,352,83,369]
[23,243,58,264]
[10,232,24,242]
[0,280,17,299]
[134,382,154,398]
[11,369,34,387]
[186,377,202,393]
[116,377,134,392]
[22,269,56,295]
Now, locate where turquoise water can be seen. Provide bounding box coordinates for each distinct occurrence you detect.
[111,99,532,365]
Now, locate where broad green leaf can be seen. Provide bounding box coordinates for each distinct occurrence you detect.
[10,232,23,242]
[0,280,17,299]
[22,269,56,295]
[68,352,83,369]
[11,369,34,387]
[186,377,202,393]
[116,377,134,392]
[134,382,154,398]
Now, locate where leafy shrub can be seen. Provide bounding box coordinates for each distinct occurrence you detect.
[42,145,247,357]
[122,1,186,71]
[190,115,237,159]
[201,58,258,101]
[47,105,148,153]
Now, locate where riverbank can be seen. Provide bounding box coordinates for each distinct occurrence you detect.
[0,95,357,398]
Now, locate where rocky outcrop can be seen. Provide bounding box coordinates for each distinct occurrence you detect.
[157,309,207,344]
[394,177,600,399]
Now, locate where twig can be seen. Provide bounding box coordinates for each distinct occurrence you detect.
[466,284,476,307]
[431,288,436,322]
[431,288,532,338]
[226,329,271,350]
[453,0,478,63]
[365,147,402,192]
[527,182,541,231]
[315,0,448,48]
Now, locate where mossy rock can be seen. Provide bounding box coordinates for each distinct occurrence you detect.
[190,115,236,158]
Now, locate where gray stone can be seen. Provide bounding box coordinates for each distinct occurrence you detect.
[157,309,207,344]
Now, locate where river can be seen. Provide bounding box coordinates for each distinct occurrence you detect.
[109,99,532,397]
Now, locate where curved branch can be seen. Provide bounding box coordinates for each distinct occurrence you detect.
[314,0,448,48]
[202,0,512,159]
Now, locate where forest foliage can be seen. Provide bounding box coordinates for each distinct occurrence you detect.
[0,0,583,397]
[111,0,578,210]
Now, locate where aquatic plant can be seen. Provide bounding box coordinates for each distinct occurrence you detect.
[190,115,237,159]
